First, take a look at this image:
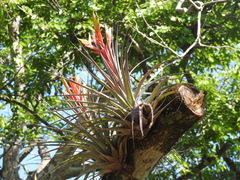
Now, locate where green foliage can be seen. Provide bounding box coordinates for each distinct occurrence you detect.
[0,0,239,179]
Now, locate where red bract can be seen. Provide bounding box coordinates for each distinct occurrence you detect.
[79,14,117,76]
[62,76,87,112]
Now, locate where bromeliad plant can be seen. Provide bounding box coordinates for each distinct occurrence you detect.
[56,14,179,178]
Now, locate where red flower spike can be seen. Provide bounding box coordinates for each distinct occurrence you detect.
[92,13,103,46]
[79,39,99,53]
[62,77,87,112]
[79,14,118,76]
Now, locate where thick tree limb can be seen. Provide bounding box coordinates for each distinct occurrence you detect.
[35,144,77,180]
[104,84,205,179]
[19,142,36,163]
[36,141,51,174]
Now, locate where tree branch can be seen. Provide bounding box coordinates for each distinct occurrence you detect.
[203,0,231,6]
[136,0,239,60]
[134,20,180,57]
[176,140,235,180]
[176,0,193,13]
[19,142,36,163]
[36,140,51,174]
[35,144,77,180]
[0,96,65,137]
[0,96,49,126]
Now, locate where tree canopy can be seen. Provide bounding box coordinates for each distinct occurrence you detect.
[0,0,239,179]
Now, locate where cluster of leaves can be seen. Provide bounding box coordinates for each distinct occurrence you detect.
[0,0,239,179]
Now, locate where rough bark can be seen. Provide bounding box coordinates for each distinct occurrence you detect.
[2,15,23,180]
[2,143,21,180]
[33,145,77,180]
[103,84,205,180]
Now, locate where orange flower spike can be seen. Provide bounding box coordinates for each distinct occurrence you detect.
[62,78,72,95]
[80,14,117,76]
[92,13,104,47]
[69,76,81,95]
[62,77,88,114]
[80,39,99,53]
[72,76,87,102]
[62,78,76,102]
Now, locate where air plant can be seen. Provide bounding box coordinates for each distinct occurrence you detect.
[52,14,179,179]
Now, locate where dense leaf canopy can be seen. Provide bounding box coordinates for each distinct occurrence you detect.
[0,0,239,179]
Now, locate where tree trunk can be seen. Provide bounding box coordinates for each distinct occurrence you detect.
[103,84,205,180]
[2,143,21,180]
[2,15,23,180]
